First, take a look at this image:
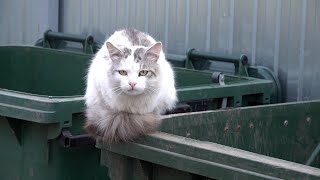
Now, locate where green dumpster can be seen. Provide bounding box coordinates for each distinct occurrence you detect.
[0,46,109,180]
[0,31,280,179]
[0,44,275,179]
[97,100,320,180]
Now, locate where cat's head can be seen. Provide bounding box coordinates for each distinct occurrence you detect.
[106,41,162,96]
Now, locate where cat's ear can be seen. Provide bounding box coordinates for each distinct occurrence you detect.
[106,42,123,61]
[145,42,162,62]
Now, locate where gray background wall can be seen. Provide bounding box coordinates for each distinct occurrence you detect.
[0,0,58,45]
[1,0,319,102]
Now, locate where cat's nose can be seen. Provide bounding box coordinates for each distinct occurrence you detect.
[129,82,137,88]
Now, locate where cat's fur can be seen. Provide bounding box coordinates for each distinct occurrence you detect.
[84,28,177,142]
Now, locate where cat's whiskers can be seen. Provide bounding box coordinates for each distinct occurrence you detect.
[111,86,122,91]
[146,87,157,94]
[144,88,156,95]
[111,87,124,98]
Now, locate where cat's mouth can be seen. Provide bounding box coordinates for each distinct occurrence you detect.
[125,88,143,95]
[127,87,136,91]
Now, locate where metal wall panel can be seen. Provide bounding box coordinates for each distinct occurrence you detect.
[0,0,58,45]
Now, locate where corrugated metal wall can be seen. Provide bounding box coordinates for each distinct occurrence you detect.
[0,0,319,102]
[0,0,58,45]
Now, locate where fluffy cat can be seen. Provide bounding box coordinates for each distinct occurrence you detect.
[84,28,177,142]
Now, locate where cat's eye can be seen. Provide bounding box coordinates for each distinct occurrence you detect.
[139,70,149,76]
[118,70,127,76]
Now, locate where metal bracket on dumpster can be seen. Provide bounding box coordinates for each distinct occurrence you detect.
[212,72,228,109]
[59,129,95,148]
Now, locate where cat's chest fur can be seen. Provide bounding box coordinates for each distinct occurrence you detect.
[109,93,159,114]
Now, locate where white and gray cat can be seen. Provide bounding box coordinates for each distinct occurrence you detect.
[84,28,177,142]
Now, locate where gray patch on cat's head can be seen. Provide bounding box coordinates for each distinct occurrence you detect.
[122,28,152,47]
[133,48,146,62]
[133,47,159,71]
[140,39,152,47]
[122,47,132,58]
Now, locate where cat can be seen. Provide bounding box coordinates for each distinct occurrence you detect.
[84,28,177,142]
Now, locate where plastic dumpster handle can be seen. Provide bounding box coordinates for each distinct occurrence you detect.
[187,48,248,66]
[186,49,249,76]
[59,129,95,148]
[44,30,94,45]
[40,30,96,54]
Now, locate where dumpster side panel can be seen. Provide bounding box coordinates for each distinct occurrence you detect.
[160,101,320,168]
[0,115,109,180]
[0,47,88,96]
[98,131,320,180]
[0,116,23,180]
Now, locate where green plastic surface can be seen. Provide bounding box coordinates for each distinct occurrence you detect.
[98,100,320,180]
